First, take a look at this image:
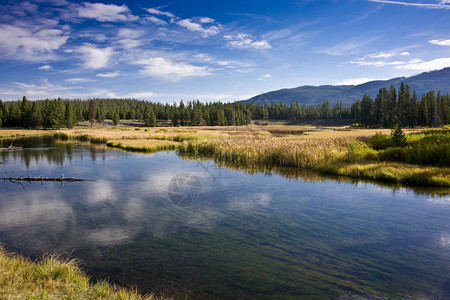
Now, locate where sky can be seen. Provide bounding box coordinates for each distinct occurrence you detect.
[0,0,449,103]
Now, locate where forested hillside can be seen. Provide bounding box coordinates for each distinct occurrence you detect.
[245,67,450,106]
[0,83,448,129]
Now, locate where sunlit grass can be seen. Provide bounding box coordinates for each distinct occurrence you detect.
[106,139,179,153]
[2,126,448,187]
[0,246,162,300]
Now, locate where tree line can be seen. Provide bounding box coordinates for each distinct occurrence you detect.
[351,83,449,127]
[0,83,448,129]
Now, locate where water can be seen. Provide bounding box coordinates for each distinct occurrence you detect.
[0,136,449,299]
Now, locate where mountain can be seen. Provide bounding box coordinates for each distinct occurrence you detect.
[243,67,450,106]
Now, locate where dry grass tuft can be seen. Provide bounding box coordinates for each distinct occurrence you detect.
[0,246,162,300]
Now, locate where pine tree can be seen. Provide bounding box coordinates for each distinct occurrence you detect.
[65,102,77,129]
[112,110,120,126]
[397,83,411,127]
[29,102,42,128]
[359,94,373,127]
[20,96,32,128]
[0,100,3,128]
[390,122,407,147]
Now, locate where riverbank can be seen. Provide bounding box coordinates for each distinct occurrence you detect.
[0,246,160,300]
[1,126,448,187]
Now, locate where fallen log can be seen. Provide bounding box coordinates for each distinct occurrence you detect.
[2,172,91,182]
[0,143,23,151]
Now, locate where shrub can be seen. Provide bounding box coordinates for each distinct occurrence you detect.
[368,133,393,150]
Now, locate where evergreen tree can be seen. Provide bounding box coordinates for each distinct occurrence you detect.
[373,88,384,127]
[65,102,77,129]
[390,122,407,147]
[49,98,66,129]
[29,102,42,128]
[20,96,32,128]
[112,110,120,126]
[359,94,373,127]
[419,96,429,126]
[397,83,411,127]
[0,100,3,128]
[144,106,157,127]
[410,90,418,127]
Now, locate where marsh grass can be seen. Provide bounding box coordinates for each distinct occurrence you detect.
[3,127,448,187]
[0,246,160,300]
[179,130,450,187]
[106,139,179,153]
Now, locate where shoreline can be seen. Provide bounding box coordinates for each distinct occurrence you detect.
[1,126,448,188]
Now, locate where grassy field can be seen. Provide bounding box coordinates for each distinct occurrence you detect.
[0,246,161,300]
[0,125,448,187]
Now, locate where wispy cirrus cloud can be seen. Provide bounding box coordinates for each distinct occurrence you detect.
[368,0,450,9]
[96,71,125,78]
[146,7,221,37]
[77,2,138,22]
[224,33,271,50]
[317,37,379,56]
[429,39,450,46]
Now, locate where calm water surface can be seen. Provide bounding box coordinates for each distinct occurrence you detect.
[0,136,449,299]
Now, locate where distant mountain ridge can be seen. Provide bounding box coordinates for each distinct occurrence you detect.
[243,68,450,106]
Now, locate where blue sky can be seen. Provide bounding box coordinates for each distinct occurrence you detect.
[0,0,449,102]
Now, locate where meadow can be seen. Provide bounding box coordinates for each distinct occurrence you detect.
[1,125,449,187]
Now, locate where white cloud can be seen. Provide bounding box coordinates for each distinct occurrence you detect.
[369,52,395,58]
[96,71,124,78]
[77,2,138,22]
[129,92,155,98]
[258,73,272,81]
[176,19,221,37]
[77,44,114,69]
[65,78,95,83]
[0,79,73,100]
[368,0,450,9]
[395,57,450,71]
[0,24,68,60]
[38,64,52,70]
[147,8,175,19]
[224,33,271,50]
[118,28,144,39]
[350,58,405,66]
[429,39,450,46]
[400,51,410,56]
[146,16,168,26]
[199,17,215,23]
[135,57,213,79]
[116,28,145,49]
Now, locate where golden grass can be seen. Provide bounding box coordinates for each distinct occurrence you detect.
[107,139,179,153]
[0,246,162,300]
[2,126,447,187]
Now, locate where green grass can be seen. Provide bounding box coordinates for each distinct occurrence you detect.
[106,139,179,153]
[0,246,162,300]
